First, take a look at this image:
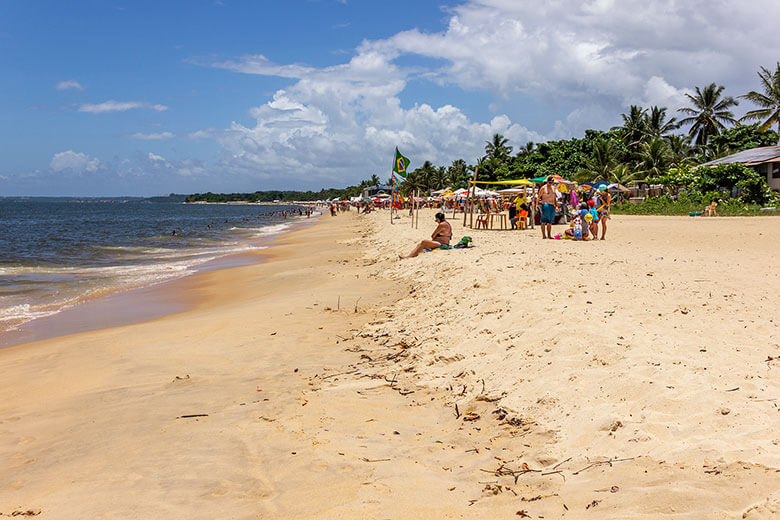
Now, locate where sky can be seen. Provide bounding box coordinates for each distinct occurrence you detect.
[1,0,779,197]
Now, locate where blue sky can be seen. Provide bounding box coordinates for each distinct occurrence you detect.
[1,0,779,196]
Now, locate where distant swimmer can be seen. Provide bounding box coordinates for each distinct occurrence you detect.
[171,229,177,236]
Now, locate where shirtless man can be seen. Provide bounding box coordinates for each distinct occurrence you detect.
[538,177,557,239]
[400,212,452,259]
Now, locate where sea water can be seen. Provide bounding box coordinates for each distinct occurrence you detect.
[0,200,316,336]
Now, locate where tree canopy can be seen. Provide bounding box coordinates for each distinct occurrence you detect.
[187,65,779,206]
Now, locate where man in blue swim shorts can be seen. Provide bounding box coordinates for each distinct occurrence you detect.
[538,176,557,239]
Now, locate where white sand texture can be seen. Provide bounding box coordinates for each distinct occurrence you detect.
[1,210,778,519]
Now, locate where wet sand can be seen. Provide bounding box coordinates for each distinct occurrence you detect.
[1,210,778,519]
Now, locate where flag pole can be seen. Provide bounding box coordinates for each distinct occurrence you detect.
[468,166,479,229]
[390,174,395,225]
[415,190,419,229]
[411,190,416,229]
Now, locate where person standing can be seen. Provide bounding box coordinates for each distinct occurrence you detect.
[538,177,557,239]
[599,188,611,240]
[508,202,518,229]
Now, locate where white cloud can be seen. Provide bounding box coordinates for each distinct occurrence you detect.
[128,132,175,140]
[369,0,780,106]
[78,100,169,113]
[205,54,314,79]
[188,129,216,139]
[194,0,780,187]
[50,151,100,172]
[56,80,84,91]
[214,51,543,186]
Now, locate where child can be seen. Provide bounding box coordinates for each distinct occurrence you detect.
[565,215,583,240]
[579,203,591,240]
[587,200,599,239]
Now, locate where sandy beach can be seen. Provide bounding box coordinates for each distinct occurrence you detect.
[1,210,779,519]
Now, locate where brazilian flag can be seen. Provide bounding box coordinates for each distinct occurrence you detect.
[393,147,410,177]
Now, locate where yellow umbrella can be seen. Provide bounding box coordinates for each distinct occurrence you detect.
[470,179,534,185]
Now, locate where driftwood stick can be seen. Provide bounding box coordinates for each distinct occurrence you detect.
[552,457,572,470]
[384,373,398,388]
[572,457,635,475]
[455,403,460,419]
[321,369,359,380]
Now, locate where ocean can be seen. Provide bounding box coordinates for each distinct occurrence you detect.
[0,199,316,338]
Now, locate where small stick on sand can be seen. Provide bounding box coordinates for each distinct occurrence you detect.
[572,457,635,475]
[455,403,460,419]
[321,369,359,380]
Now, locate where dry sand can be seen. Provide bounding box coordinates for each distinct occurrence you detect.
[1,209,778,519]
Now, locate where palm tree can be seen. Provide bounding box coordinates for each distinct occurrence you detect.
[645,106,680,137]
[638,137,673,179]
[516,141,536,157]
[485,133,512,163]
[433,166,447,190]
[678,83,738,146]
[575,138,619,183]
[702,143,732,162]
[370,174,380,187]
[446,159,468,188]
[614,105,648,151]
[417,161,437,193]
[609,163,639,185]
[739,62,780,132]
[665,134,693,166]
[402,169,424,197]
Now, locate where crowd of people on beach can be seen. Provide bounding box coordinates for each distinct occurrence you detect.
[399,176,613,258]
[535,176,611,241]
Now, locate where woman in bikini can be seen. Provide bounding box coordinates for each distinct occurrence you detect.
[400,212,452,259]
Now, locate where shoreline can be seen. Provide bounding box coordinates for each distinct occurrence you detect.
[0,214,322,349]
[1,210,778,518]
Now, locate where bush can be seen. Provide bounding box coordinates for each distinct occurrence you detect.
[611,195,777,216]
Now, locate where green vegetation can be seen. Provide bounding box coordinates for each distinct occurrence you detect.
[187,64,780,213]
[739,62,780,132]
[186,187,361,203]
[611,193,774,216]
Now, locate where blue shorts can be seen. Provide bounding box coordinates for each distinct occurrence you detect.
[541,203,555,224]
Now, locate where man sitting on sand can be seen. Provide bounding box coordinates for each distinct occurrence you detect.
[400,212,452,259]
[538,176,557,239]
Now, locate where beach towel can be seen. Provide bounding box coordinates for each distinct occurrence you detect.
[454,236,473,248]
